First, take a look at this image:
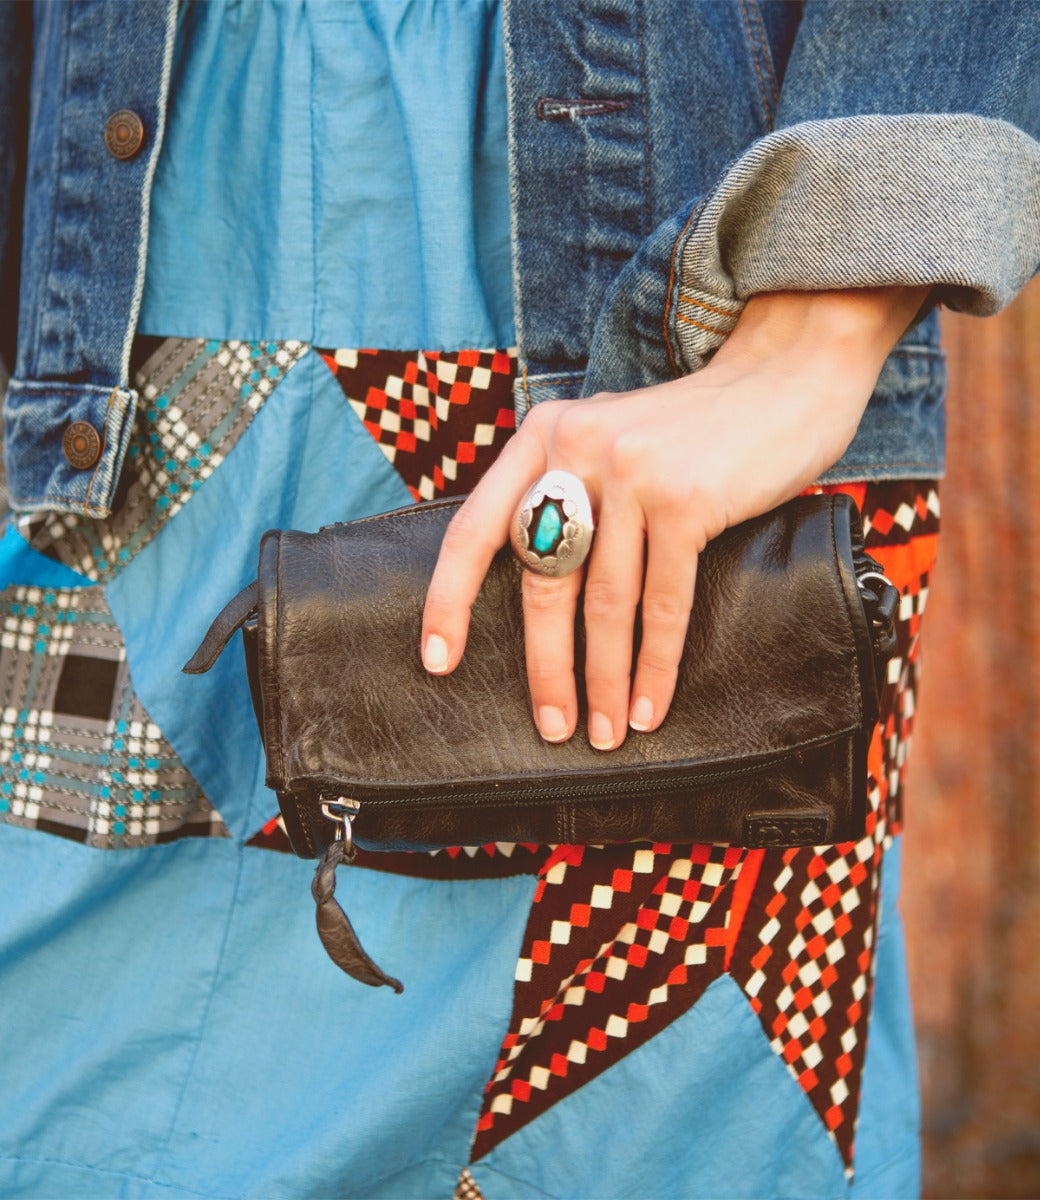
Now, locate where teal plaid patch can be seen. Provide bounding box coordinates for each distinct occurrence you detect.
[0,584,227,848]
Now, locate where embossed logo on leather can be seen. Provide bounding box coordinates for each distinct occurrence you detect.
[744,813,830,847]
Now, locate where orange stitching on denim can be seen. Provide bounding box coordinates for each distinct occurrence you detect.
[663,199,705,377]
[528,375,582,389]
[747,0,778,107]
[677,295,740,319]
[81,386,119,516]
[675,312,727,336]
[739,0,773,131]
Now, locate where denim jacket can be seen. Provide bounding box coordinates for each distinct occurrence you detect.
[2,0,1039,518]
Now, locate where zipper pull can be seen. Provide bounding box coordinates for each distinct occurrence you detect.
[310,798,404,993]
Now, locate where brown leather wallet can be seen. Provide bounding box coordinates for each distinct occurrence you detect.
[185,492,897,990]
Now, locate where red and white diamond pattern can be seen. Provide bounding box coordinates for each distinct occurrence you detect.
[319,347,516,501]
[473,843,745,1154]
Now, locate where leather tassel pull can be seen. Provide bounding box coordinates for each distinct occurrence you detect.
[311,840,404,993]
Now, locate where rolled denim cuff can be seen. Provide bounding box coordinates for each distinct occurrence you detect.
[671,113,1040,372]
[2,380,138,518]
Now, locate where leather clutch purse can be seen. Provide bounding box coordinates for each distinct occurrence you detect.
[185,493,897,990]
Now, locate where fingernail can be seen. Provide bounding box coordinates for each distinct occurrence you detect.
[537,705,569,742]
[423,634,448,673]
[629,696,654,732]
[588,711,615,751]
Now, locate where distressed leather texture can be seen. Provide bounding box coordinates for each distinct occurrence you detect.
[188,493,883,858]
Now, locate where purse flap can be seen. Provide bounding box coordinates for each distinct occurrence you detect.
[256,494,876,801]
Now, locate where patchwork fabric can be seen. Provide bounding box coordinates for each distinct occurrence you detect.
[471,841,745,1160]
[17,338,307,582]
[0,583,227,848]
[727,823,883,1168]
[318,347,516,501]
[468,480,939,1176]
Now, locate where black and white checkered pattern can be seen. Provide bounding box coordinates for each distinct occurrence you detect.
[0,584,227,848]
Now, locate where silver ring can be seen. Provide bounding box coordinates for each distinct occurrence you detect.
[510,469,594,577]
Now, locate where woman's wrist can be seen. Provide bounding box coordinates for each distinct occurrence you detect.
[711,286,931,387]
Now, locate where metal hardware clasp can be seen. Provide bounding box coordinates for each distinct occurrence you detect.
[320,796,361,858]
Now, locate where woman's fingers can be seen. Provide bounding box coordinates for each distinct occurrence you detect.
[421,430,545,673]
[580,497,646,750]
[521,567,584,742]
[627,514,699,734]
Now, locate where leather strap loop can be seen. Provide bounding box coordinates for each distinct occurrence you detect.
[311,841,404,992]
[182,581,259,674]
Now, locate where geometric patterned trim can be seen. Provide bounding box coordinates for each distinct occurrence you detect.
[862,482,940,548]
[468,480,940,1176]
[453,1167,485,1200]
[470,841,744,1160]
[728,817,884,1174]
[244,812,546,879]
[17,337,308,582]
[0,583,228,847]
[318,347,516,501]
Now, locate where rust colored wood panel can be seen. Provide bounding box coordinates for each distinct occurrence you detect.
[905,279,1040,1199]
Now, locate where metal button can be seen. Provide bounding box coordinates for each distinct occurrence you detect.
[62,422,102,470]
[104,110,144,160]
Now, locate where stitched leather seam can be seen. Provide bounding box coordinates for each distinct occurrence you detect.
[292,728,866,800]
[828,495,865,726]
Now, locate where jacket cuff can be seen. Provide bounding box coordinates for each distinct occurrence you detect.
[2,380,138,518]
[671,113,1040,371]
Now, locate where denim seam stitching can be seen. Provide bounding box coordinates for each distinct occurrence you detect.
[675,311,730,335]
[121,0,178,385]
[29,3,74,374]
[746,0,779,109]
[634,0,653,236]
[738,0,774,131]
[663,197,709,376]
[677,294,742,317]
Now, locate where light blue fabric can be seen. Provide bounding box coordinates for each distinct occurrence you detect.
[0,822,536,1199]
[0,523,93,591]
[138,0,515,352]
[851,837,922,1198]
[475,973,851,1200]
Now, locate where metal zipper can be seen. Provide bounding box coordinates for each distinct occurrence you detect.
[313,736,851,829]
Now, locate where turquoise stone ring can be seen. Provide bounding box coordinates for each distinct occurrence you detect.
[510,470,595,577]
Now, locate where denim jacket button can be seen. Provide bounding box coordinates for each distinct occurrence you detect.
[62,422,103,470]
[104,110,145,159]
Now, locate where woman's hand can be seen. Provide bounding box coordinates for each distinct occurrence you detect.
[421,286,927,749]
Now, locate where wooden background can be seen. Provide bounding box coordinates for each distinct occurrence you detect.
[904,279,1040,1198]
